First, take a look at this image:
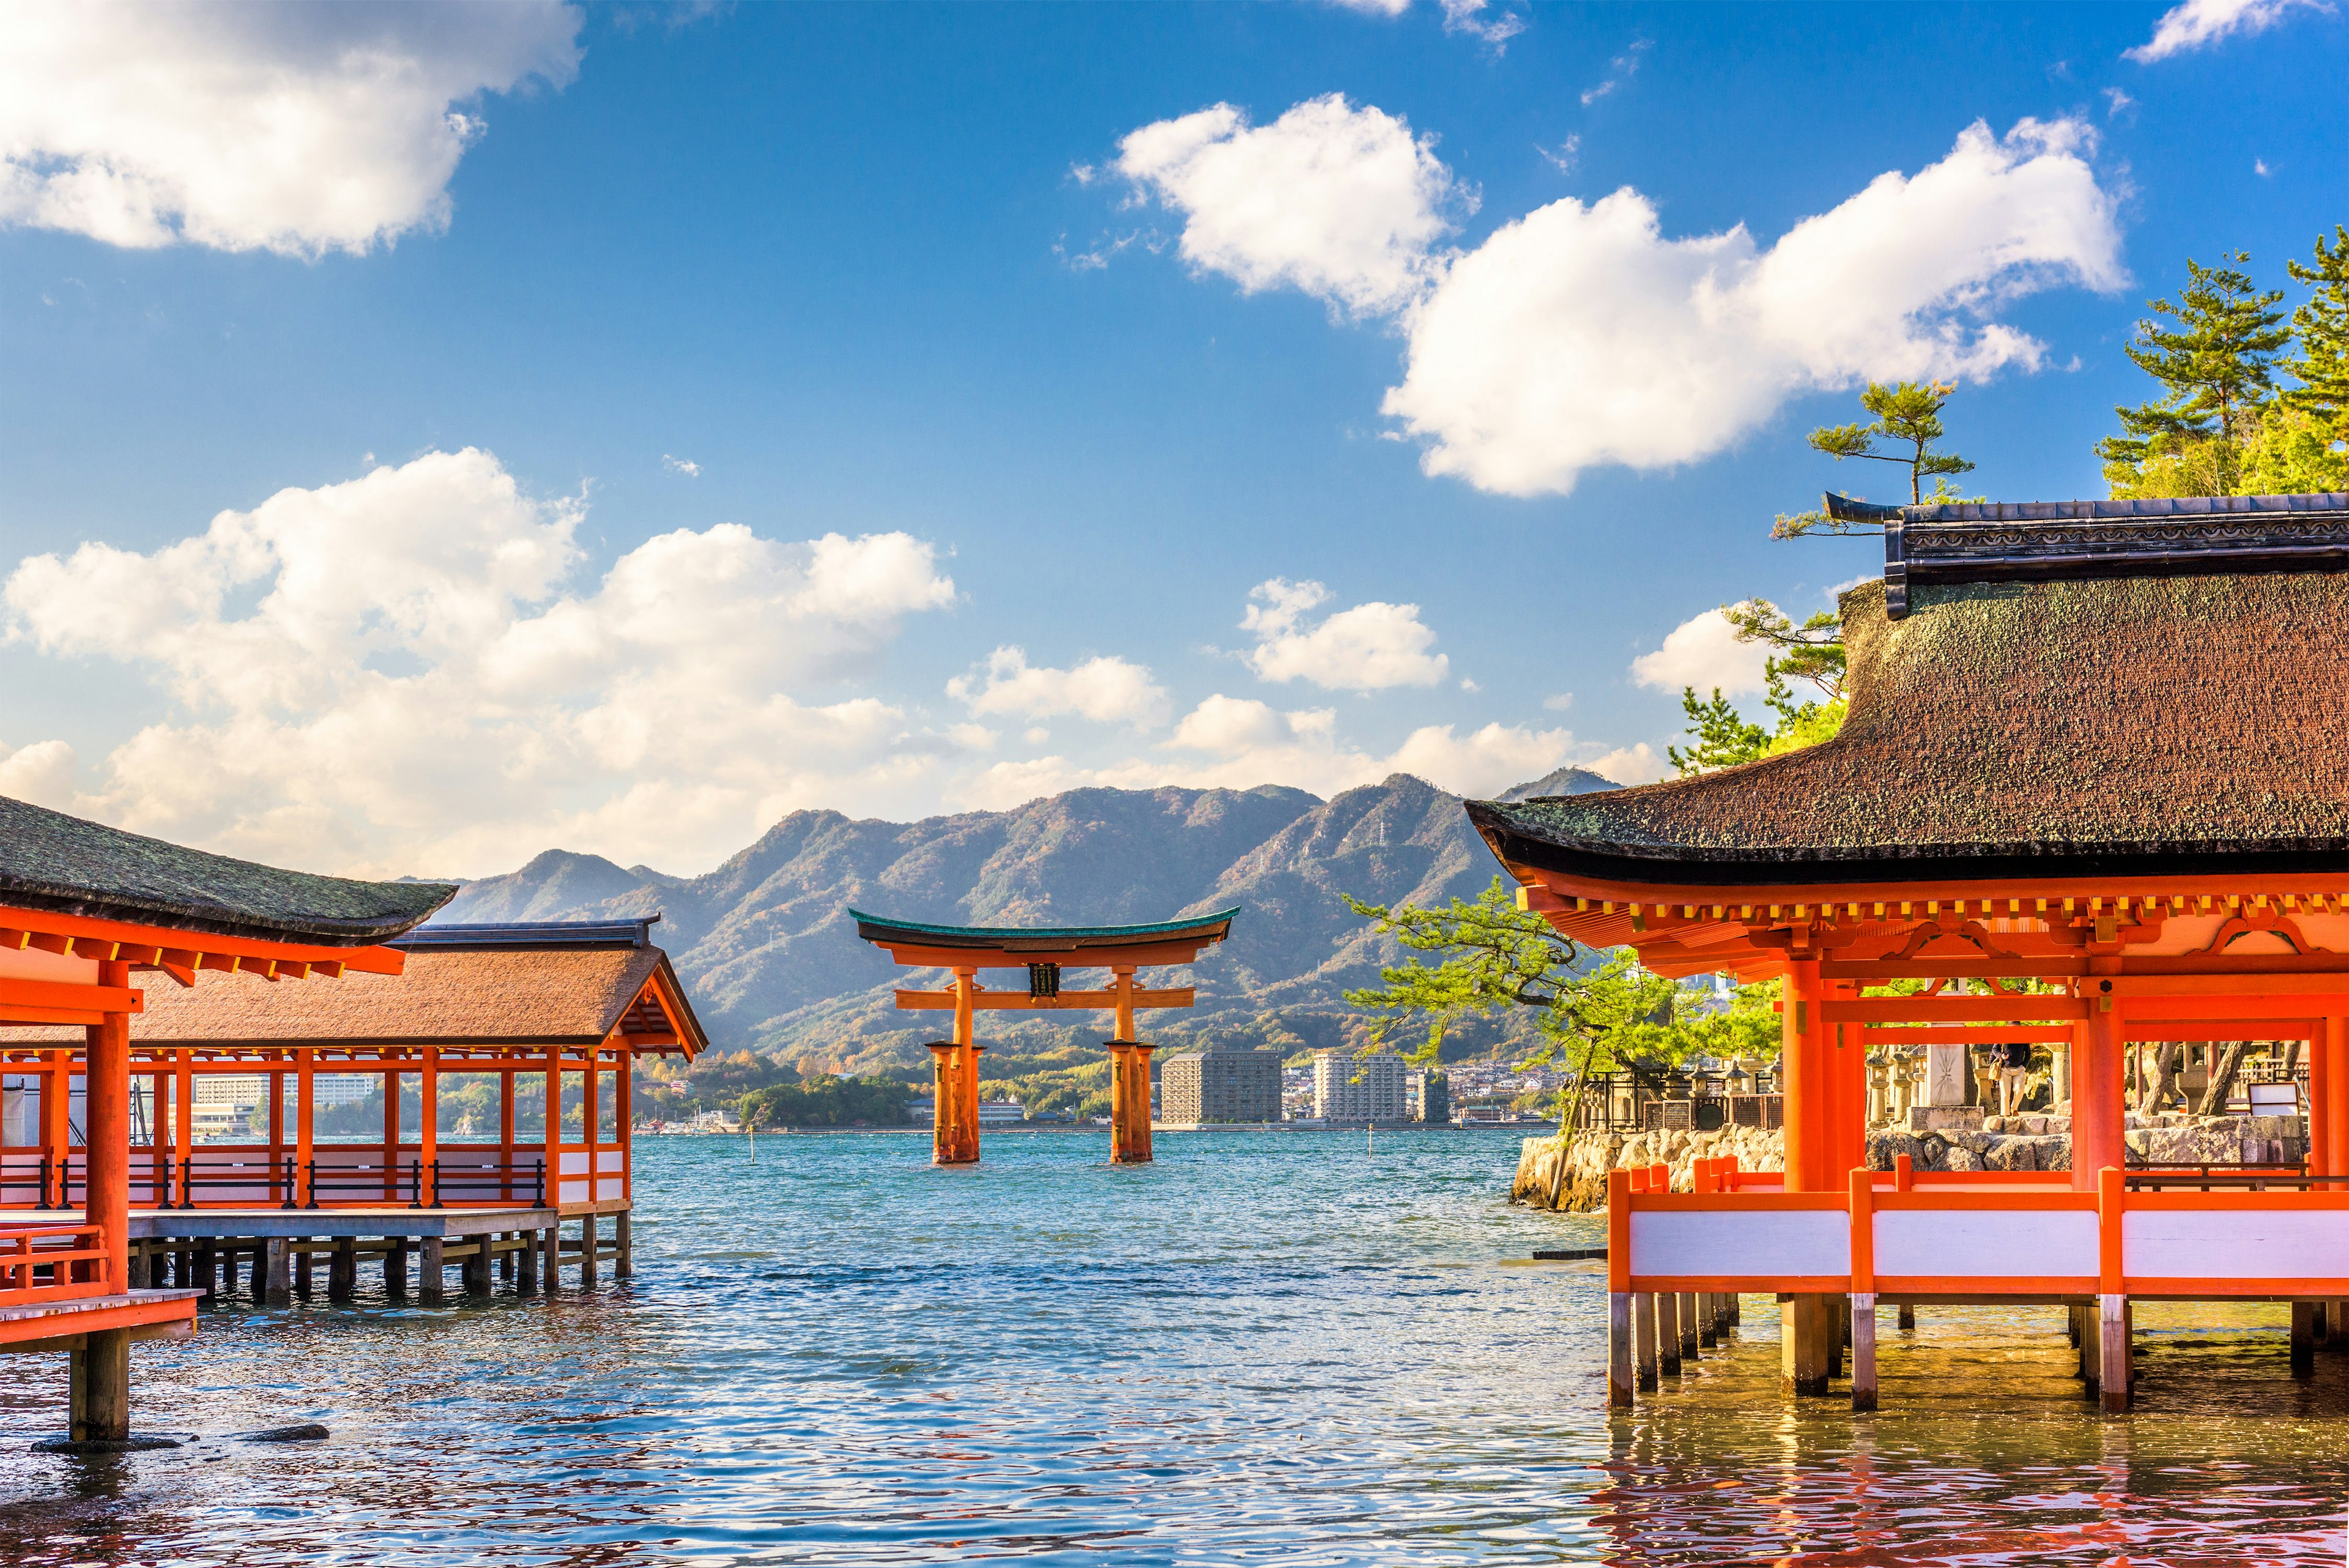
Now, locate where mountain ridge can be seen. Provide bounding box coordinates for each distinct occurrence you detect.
[435,770,1619,1076]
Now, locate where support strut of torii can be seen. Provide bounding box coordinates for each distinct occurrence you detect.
[850,908,1238,1165]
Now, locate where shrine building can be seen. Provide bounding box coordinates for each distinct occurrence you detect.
[1465,491,2349,1413]
[0,795,448,1445]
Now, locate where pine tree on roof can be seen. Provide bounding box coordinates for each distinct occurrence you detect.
[2099,253,2289,496]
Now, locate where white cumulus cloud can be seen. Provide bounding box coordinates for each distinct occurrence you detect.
[0,0,581,256]
[1108,101,2125,497]
[1,448,962,875]
[954,694,1578,809]
[1386,118,2125,495]
[1629,608,1772,697]
[1241,578,1449,691]
[947,647,1171,728]
[2125,0,2323,61]
[1115,94,1468,318]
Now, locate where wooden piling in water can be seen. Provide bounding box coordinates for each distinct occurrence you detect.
[265,1238,292,1307]
[581,1214,598,1288]
[1696,1292,1718,1348]
[2098,1295,2131,1413]
[1633,1290,1659,1392]
[1657,1292,1680,1377]
[2293,1301,2318,1375]
[615,1211,633,1280]
[329,1236,357,1301]
[1849,1293,1877,1411]
[1678,1293,1699,1362]
[1607,1293,1634,1407]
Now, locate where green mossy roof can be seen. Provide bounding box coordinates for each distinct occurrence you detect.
[1469,573,2349,881]
[0,794,453,945]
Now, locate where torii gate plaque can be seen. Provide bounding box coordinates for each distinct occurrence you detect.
[850,908,1238,1165]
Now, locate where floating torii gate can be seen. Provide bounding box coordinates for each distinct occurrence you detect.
[850,908,1238,1165]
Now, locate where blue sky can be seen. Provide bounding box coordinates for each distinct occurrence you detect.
[0,0,2342,878]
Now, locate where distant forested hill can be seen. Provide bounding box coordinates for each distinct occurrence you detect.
[432,770,1618,1079]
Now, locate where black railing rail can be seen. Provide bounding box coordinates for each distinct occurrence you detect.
[2125,1159,2313,1191]
[302,1158,424,1210]
[428,1158,547,1209]
[171,1153,294,1209]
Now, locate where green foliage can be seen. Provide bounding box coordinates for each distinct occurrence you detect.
[1723,599,1846,700]
[1775,380,1976,535]
[1669,667,1847,778]
[1340,878,1786,1133]
[2099,252,2291,497]
[738,1074,911,1128]
[2282,226,2349,425]
[1667,686,1767,775]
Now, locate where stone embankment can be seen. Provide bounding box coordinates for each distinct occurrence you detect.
[1510,1111,2310,1211]
[1510,1125,1787,1213]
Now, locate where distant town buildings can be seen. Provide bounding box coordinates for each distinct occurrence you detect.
[1314,1047,1410,1122]
[1409,1069,1450,1125]
[1159,1046,1282,1123]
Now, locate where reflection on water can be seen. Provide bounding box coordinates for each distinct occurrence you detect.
[0,1131,2341,1565]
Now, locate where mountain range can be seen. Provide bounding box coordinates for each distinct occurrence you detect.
[435,767,1620,1077]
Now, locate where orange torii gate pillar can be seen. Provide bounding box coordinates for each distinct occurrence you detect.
[1102,1038,1155,1165]
[849,907,1239,1168]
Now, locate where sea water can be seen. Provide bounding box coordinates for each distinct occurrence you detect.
[0,1129,2342,1565]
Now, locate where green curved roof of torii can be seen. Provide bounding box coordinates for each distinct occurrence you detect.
[848,907,1239,951]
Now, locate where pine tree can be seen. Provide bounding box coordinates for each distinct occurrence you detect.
[1667,688,1767,776]
[2281,226,2349,429]
[1773,380,1975,537]
[2098,253,2288,497]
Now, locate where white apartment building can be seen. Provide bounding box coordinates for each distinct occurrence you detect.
[1313,1048,1409,1122]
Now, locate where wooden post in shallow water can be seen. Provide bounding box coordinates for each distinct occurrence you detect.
[1606,1169,1635,1406]
[1679,1293,1700,1362]
[2293,1301,2318,1376]
[1633,1290,1659,1392]
[2097,1166,2131,1414]
[1657,1292,1681,1377]
[1850,1295,1877,1411]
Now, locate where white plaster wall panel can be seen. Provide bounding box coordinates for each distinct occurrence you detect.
[2126,1208,2349,1279]
[1630,1209,1849,1279]
[1875,1209,2097,1278]
[596,1150,625,1172]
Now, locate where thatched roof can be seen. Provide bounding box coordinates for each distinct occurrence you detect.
[1471,565,2349,886]
[0,794,450,944]
[0,940,705,1052]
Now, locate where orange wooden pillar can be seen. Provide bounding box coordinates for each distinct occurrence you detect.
[2072,978,2124,1194]
[1104,1042,1155,1164]
[1105,967,1153,1165]
[2310,1026,2333,1187]
[74,960,134,1442]
[1781,957,1830,1191]
[2323,1014,2349,1192]
[295,1048,315,1206]
[419,1046,439,1206]
[1778,954,1835,1395]
[929,969,983,1165]
[1831,979,1868,1181]
[39,1046,67,1207]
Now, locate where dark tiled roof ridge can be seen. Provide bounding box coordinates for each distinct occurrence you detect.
[1830,489,2349,525]
[0,794,453,945]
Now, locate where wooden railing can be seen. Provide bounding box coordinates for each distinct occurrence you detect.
[0,1145,588,1209]
[0,1222,109,1307]
[1613,1154,2349,1301]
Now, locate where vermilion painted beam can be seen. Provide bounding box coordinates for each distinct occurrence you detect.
[0,901,399,975]
[1823,997,2089,1024]
[0,979,141,1016]
[892,987,1194,1011]
[867,940,1217,969]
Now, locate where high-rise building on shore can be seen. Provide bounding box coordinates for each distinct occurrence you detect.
[1159,1046,1281,1123]
[1314,1048,1408,1122]
[1409,1069,1450,1124]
